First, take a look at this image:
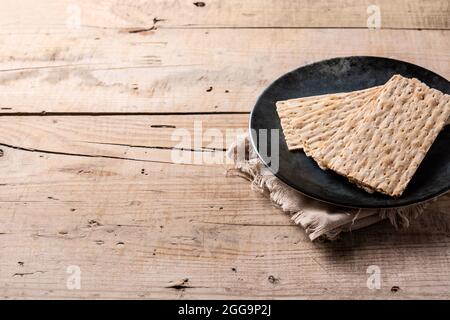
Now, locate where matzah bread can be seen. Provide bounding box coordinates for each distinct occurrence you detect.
[290,87,381,157]
[276,93,348,150]
[314,75,450,197]
[300,92,380,170]
[276,87,380,151]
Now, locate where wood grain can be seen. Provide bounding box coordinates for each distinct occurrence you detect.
[1,0,450,300]
[0,115,247,164]
[1,0,448,30]
[0,133,449,299]
[0,29,449,114]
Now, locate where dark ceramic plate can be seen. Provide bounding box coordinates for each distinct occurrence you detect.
[250,56,450,208]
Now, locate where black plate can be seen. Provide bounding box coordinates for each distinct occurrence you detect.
[250,56,450,208]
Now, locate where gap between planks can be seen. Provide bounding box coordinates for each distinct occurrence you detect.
[0,111,250,116]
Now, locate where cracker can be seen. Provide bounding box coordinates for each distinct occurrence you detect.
[290,87,381,155]
[314,75,450,197]
[276,93,347,150]
[301,92,380,169]
[276,87,379,151]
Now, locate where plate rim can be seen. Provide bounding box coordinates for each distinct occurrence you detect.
[249,55,450,209]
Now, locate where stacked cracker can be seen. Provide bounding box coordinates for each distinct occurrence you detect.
[276,75,450,197]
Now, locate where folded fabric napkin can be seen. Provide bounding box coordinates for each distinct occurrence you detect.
[227,133,432,241]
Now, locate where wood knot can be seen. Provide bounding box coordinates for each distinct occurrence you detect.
[391,285,400,293]
[166,278,191,290]
[268,275,280,284]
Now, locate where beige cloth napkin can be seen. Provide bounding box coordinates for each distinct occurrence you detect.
[227,133,431,241]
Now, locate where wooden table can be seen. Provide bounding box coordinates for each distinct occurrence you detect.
[0,0,449,299]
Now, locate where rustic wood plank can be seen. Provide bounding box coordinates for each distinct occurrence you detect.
[0,116,449,299]
[0,114,248,164]
[1,0,450,300]
[0,29,449,114]
[1,0,448,30]
[0,136,449,299]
